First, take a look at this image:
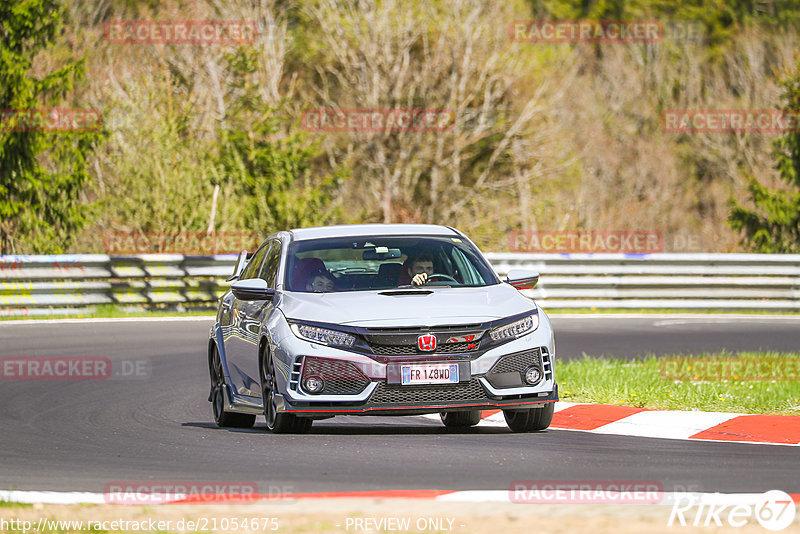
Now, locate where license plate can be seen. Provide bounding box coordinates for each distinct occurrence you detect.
[401,363,459,385]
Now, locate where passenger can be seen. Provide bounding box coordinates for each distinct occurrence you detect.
[305,269,336,293]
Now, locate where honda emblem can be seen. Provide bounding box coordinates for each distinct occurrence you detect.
[418,334,437,352]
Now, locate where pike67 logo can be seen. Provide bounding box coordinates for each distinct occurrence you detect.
[668,490,796,531]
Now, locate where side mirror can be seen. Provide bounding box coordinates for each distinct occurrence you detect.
[506,269,539,290]
[227,250,249,282]
[231,278,275,301]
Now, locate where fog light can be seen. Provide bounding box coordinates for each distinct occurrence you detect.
[303,376,324,394]
[524,366,543,385]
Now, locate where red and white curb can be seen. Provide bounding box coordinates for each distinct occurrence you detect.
[1,489,799,506]
[422,401,800,446]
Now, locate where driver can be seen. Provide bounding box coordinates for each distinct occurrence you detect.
[407,253,435,286]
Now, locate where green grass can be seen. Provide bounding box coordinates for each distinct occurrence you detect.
[558,351,800,415]
[0,500,33,508]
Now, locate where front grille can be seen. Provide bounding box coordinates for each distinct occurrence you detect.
[302,357,370,395]
[368,379,488,405]
[322,379,370,395]
[489,348,541,374]
[370,340,480,356]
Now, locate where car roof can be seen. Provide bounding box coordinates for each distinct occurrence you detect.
[287,224,460,242]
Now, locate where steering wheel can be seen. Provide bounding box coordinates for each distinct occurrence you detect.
[426,273,458,284]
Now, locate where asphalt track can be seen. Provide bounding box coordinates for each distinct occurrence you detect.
[0,315,798,494]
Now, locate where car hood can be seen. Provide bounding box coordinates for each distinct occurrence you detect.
[279,283,535,327]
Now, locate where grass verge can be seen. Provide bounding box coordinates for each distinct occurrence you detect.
[0,501,32,508]
[558,351,800,415]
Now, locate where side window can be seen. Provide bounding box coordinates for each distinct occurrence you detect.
[241,243,270,280]
[449,246,479,285]
[259,240,282,288]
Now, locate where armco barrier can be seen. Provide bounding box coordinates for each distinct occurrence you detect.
[1,253,799,316]
[0,254,234,316]
[489,253,800,310]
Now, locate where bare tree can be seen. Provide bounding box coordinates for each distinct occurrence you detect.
[303,0,576,231]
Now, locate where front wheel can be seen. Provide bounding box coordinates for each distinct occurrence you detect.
[503,403,554,433]
[261,348,312,434]
[210,345,256,429]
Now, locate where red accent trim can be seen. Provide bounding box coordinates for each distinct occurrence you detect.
[285,399,556,414]
[163,489,800,505]
[446,335,476,343]
[510,281,534,290]
[551,404,646,431]
[689,414,800,444]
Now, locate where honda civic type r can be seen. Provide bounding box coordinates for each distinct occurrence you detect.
[207,224,558,433]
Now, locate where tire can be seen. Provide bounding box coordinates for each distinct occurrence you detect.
[440,410,482,428]
[210,345,256,429]
[503,403,554,433]
[261,347,312,434]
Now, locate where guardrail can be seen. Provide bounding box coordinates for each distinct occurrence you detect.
[0,254,234,316]
[1,253,799,316]
[489,253,800,310]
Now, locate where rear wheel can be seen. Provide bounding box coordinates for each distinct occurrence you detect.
[210,345,256,428]
[261,347,312,434]
[440,410,482,428]
[503,403,554,433]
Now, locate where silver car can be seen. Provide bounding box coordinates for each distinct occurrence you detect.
[207,224,557,433]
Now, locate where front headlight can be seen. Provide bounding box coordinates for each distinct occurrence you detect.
[290,323,355,347]
[489,314,538,341]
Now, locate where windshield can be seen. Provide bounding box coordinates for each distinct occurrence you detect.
[285,235,498,292]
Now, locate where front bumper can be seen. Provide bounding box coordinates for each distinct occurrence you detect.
[280,383,558,417]
[274,319,558,417]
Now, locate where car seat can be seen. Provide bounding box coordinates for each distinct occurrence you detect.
[377,262,403,287]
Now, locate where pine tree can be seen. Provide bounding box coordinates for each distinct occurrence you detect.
[728,61,800,253]
[0,0,99,253]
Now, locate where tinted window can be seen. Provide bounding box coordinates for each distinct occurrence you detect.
[259,240,282,288]
[285,235,498,292]
[240,242,269,280]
